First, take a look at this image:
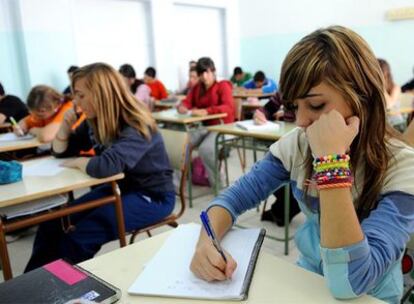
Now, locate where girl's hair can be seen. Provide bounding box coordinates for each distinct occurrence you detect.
[279,25,395,220]
[378,58,394,95]
[72,63,157,145]
[196,57,216,75]
[119,64,144,94]
[27,85,63,111]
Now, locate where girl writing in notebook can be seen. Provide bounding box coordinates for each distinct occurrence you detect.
[25,63,175,271]
[190,26,414,303]
[14,85,73,143]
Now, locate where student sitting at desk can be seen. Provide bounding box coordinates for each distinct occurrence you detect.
[176,66,199,96]
[253,92,301,227]
[63,65,79,96]
[177,57,234,188]
[190,26,414,303]
[119,63,152,109]
[24,62,175,271]
[144,66,168,100]
[230,67,252,87]
[242,71,277,94]
[0,82,28,125]
[15,85,73,143]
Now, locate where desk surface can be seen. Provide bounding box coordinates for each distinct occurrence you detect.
[0,157,124,208]
[0,123,11,131]
[0,133,43,153]
[207,121,297,141]
[80,229,382,304]
[233,91,274,99]
[242,99,268,110]
[152,109,227,124]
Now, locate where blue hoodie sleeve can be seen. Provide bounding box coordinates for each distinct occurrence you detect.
[261,78,278,93]
[86,128,150,178]
[320,191,414,299]
[208,152,290,221]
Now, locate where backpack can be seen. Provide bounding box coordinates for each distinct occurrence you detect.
[0,160,22,184]
[191,157,210,186]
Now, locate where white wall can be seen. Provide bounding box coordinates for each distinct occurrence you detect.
[0,0,240,98]
[238,0,414,85]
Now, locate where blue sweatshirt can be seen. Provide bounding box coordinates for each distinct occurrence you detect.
[243,78,278,93]
[209,127,414,303]
[54,121,174,199]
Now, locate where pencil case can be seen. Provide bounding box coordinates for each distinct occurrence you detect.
[0,160,23,184]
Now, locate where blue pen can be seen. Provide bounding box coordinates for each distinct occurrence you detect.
[200,211,228,263]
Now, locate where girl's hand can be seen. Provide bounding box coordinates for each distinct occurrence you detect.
[305,110,359,157]
[190,240,237,281]
[61,157,89,173]
[253,110,267,125]
[177,104,188,114]
[13,121,28,136]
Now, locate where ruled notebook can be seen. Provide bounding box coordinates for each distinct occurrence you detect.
[0,259,120,304]
[128,223,265,301]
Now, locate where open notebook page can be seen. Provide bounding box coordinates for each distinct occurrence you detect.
[0,133,34,142]
[23,158,74,177]
[128,223,263,300]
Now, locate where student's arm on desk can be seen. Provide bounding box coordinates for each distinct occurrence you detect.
[0,113,6,124]
[28,122,61,143]
[191,153,290,282]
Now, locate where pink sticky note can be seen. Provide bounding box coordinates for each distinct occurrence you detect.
[43,259,87,285]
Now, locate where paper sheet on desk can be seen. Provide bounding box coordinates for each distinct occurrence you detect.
[128,223,263,300]
[23,158,70,176]
[0,133,34,141]
[236,119,280,131]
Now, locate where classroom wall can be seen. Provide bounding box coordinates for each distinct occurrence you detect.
[238,0,414,86]
[0,0,241,99]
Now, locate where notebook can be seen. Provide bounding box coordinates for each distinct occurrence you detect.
[0,133,34,142]
[236,119,280,132]
[0,194,68,219]
[128,223,265,300]
[0,259,120,304]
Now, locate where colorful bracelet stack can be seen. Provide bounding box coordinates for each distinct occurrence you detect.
[312,153,352,190]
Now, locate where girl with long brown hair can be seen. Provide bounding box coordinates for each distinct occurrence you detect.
[189,26,414,303]
[25,63,175,271]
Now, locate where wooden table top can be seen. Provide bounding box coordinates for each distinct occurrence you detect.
[0,133,43,153]
[80,227,383,304]
[0,156,124,208]
[207,121,297,141]
[152,109,227,124]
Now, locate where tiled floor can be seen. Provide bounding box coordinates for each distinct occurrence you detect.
[1,148,304,282]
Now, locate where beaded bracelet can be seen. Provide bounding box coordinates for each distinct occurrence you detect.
[311,153,353,190]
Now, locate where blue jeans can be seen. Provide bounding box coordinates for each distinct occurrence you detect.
[25,185,175,272]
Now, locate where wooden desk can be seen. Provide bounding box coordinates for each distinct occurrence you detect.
[207,121,297,142]
[0,123,12,133]
[153,100,177,111]
[207,122,297,254]
[152,109,227,126]
[80,229,383,304]
[0,157,126,280]
[0,134,43,153]
[233,91,274,99]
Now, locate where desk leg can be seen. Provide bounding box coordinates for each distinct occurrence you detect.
[111,182,126,247]
[0,219,12,280]
[214,133,222,196]
[284,184,290,255]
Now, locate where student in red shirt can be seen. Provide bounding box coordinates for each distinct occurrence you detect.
[144,67,168,100]
[178,57,234,188]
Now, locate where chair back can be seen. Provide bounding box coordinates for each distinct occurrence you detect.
[159,128,191,218]
[129,128,191,244]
